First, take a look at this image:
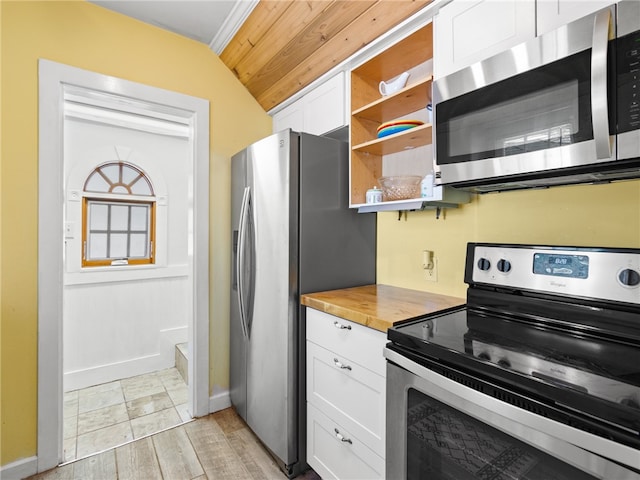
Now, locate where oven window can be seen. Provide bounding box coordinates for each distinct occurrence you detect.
[406,388,597,480]
[436,49,593,165]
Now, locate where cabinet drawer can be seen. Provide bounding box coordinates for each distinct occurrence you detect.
[307,340,385,456]
[306,308,386,377]
[307,403,385,480]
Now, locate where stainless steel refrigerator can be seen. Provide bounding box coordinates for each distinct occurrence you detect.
[230,129,376,477]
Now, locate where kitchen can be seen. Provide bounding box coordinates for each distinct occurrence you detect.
[2,0,639,479]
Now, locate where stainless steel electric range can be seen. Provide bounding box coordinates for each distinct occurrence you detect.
[385,243,640,479]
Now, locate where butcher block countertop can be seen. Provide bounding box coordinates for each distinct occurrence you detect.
[301,284,465,333]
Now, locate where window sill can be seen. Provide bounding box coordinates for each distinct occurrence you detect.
[64,263,189,286]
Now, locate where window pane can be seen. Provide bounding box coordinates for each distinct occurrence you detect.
[89,203,109,230]
[122,166,140,185]
[130,206,148,231]
[110,233,128,258]
[130,234,148,257]
[110,205,129,230]
[88,233,107,259]
[130,177,153,196]
[85,173,111,192]
[101,164,120,183]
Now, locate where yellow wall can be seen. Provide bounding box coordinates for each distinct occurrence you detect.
[0,0,271,465]
[378,180,640,299]
[2,0,640,470]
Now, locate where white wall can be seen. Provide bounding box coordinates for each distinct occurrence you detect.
[62,116,192,391]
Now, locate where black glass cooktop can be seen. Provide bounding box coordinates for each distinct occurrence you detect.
[388,304,640,445]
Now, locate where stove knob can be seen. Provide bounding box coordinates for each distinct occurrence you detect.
[477,352,491,361]
[619,268,640,287]
[497,259,512,273]
[497,358,511,368]
[477,258,491,271]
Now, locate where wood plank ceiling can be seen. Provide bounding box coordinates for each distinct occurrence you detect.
[220,0,433,112]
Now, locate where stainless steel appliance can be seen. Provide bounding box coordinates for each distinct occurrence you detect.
[433,2,640,192]
[385,243,640,479]
[230,129,376,477]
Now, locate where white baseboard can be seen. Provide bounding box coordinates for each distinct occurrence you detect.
[64,327,187,392]
[0,456,37,480]
[209,389,231,413]
[64,353,169,391]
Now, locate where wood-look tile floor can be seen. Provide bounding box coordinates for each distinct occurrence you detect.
[29,407,322,480]
[63,368,190,463]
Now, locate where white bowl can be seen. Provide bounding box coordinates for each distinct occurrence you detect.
[378,175,422,201]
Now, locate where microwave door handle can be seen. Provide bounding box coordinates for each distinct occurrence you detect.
[591,8,612,159]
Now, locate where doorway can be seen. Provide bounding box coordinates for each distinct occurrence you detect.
[62,99,194,461]
[38,60,210,472]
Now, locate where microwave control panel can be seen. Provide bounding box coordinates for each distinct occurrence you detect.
[617,29,640,133]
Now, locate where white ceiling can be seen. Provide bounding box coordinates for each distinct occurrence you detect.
[89,0,258,54]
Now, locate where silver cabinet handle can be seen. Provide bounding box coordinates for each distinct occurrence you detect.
[333,358,352,371]
[334,428,352,444]
[333,321,351,330]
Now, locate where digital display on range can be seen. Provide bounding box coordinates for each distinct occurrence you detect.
[533,253,589,279]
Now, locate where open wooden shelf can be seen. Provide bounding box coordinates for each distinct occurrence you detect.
[352,77,432,123]
[349,23,434,209]
[352,123,432,156]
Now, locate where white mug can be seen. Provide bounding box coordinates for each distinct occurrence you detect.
[379,71,410,96]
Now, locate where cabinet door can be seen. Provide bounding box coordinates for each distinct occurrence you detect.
[303,72,346,136]
[536,0,614,36]
[272,100,304,134]
[272,73,346,135]
[433,0,535,79]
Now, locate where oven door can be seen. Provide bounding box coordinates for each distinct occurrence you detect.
[385,348,640,480]
[433,6,616,191]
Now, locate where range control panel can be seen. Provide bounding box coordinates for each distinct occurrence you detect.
[465,243,640,305]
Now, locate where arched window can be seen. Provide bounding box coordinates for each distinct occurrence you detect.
[82,162,156,267]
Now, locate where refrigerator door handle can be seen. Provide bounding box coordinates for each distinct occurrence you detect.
[237,186,251,338]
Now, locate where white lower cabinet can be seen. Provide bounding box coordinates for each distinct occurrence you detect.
[307,404,385,480]
[306,308,386,479]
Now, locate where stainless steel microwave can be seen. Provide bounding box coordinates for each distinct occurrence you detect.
[433,1,640,193]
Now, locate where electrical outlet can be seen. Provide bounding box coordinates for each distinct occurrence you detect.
[426,257,438,282]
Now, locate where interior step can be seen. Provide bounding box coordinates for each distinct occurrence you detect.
[175,342,188,385]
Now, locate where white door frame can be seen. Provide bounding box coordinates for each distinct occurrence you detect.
[37,59,210,472]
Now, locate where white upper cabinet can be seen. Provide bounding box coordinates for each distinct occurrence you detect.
[272,72,346,136]
[303,72,347,136]
[272,101,304,134]
[433,0,536,79]
[536,0,614,36]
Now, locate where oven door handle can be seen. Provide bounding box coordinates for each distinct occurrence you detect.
[591,8,612,160]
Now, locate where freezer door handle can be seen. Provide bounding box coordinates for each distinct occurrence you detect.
[237,186,252,338]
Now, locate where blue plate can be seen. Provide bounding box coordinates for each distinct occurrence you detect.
[377,124,417,138]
